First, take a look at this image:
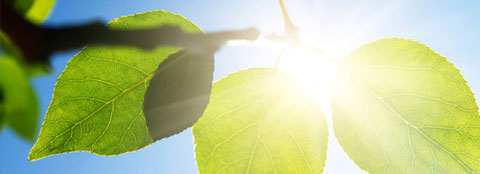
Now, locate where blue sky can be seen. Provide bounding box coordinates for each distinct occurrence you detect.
[1,0,479,173]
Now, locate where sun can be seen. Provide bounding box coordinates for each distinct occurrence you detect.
[276,47,337,111]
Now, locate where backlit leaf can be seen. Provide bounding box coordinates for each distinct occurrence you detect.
[7,0,55,24]
[29,10,207,161]
[194,68,328,174]
[24,0,56,25]
[332,38,480,173]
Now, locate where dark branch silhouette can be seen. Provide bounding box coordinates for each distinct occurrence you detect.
[0,1,259,65]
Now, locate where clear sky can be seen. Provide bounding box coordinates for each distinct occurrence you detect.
[1,0,479,173]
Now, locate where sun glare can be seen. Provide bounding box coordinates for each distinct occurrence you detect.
[227,29,347,112]
[277,47,337,110]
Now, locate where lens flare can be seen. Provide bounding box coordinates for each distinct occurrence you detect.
[277,47,336,111]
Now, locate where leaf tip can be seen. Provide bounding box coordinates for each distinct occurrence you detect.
[27,145,44,161]
[27,152,38,162]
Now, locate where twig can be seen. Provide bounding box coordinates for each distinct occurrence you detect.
[277,0,297,36]
[268,0,337,64]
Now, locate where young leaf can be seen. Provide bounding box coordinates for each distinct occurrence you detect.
[23,0,56,24]
[332,38,480,173]
[0,56,39,141]
[143,49,214,140]
[29,10,207,161]
[193,68,328,174]
[6,0,54,24]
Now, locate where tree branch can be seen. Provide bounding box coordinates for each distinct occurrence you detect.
[0,1,259,65]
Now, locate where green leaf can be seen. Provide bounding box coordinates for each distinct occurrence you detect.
[24,0,56,25]
[29,10,207,161]
[0,0,56,77]
[10,0,34,15]
[194,68,328,174]
[332,38,480,173]
[143,49,214,140]
[8,0,55,22]
[0,56,39,141]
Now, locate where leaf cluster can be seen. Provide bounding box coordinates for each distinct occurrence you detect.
[1,0,479,173]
